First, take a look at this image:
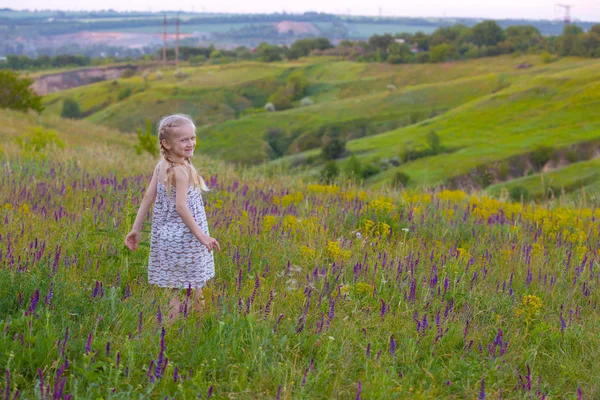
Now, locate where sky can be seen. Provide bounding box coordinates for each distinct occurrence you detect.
[8,0,600,22]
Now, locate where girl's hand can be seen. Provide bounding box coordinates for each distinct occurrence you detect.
[125,230,140,251]
[199,234,221,252]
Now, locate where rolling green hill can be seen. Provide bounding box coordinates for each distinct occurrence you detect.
[38,54,600,196]
[274,59,600,195]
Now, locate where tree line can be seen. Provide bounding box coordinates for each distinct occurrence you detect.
[339,21,600,64]
[4,20,599,72]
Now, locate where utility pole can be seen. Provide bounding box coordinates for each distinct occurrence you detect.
[175,12,180,67]
[162,13,167,67]
[556,4,573,25]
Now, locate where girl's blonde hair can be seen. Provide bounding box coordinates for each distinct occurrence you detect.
[157,114,209,194]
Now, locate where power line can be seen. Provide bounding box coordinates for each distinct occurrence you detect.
[556,3,573,25]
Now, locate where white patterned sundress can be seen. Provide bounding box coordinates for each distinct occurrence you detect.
[148,164,215,289]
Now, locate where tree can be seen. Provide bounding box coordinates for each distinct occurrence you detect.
[430,25,470,46]
[256,43,283,62]
[471,21,505,47]
[368,34,395,52]
[388,42,412,63]
[288,37,332,59]
[60,98,81,119]
[0,70,43,113]
[579,32,600,57]
[429,44,453,63]
[504,25,542,52]
[412,32,431,51]
[559,25,585,56]
[321,126,346,160]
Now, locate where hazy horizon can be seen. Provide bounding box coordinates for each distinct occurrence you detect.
[6,1,600,22]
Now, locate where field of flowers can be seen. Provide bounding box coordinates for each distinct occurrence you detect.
[2,149,600,398]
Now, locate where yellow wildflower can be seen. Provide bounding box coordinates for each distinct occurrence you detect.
[263,215,277,231]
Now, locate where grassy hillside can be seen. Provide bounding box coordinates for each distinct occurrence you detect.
[197,73,510,163]
[486,157,600,202]
[43,55,572,132]
[42,62,289,131]
[277,60,600,193]
[39,55,600,196]
[3,107,600,397]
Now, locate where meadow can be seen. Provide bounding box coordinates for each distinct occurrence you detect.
[1,106,600,398]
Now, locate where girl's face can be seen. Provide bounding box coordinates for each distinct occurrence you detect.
[162,124,196,160]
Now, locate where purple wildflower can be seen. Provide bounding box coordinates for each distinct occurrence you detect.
[157,306,163,325]
[85,332,93,355]
[479,379,485,399]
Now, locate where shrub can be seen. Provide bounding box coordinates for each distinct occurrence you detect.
[117,87,133,101]
[189,55,207,66]
[0,70,43,113]
[530,146,554,169]
[497,162,510,180]
[174,69,187,79]
[135,119,159,157]
[264,128,291,159]
[299,97,314,107]
[344,155,363,179]
[361,163,381,179]
[120,66,136,79]
[509,185,531,202]
[565,148,580,163]
[268,86,293,110]
[60,98,81,119]
[320,161,339,183]
[541,52,553,64]
[321,135,346,160]
[392,171,410,188]
[426,130,442,154]
[389,156,401,167]
[475,165,494,188]
[13,126,64,158]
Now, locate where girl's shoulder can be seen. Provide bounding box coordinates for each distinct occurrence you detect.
[172,163,191,177]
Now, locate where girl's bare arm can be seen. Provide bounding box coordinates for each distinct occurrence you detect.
[130,164,159,233]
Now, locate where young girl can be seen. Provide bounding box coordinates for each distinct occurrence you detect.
[125,114,220,321]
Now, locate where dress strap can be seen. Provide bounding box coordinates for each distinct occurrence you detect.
[156,160,162,190]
